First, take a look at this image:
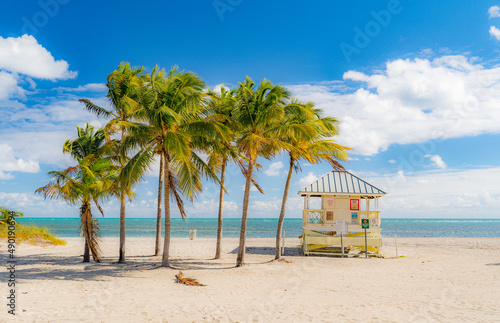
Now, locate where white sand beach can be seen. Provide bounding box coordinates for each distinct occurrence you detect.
[2,237,500,322]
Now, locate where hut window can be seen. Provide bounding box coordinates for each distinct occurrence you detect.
[326,211,333,221]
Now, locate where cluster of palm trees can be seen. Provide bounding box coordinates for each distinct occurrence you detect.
[36,62,349,267]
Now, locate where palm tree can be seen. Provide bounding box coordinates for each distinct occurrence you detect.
[125,66,228,267]
[204,86,240,259]
[36,124,116,262]
[0,207,23,225]
[79,62,146,263]
[274,102,350,260]
[233,77,292,267]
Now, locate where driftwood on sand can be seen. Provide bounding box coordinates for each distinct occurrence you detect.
[175,270,205,286]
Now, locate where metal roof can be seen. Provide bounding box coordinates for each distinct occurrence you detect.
[298,171,387,196]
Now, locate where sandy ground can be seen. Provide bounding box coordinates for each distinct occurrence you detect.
[1,236,499,322]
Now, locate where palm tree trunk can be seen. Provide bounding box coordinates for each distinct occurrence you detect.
[83,240,90,263]
[118,192,126,263]
[275,157,294,260]
[155,154,164,256]
[215,159,226,259]
[237,159,254,267]
[81,200,100,262]
[161,155,171,267]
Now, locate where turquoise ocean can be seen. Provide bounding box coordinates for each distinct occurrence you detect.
[17,218,500,238]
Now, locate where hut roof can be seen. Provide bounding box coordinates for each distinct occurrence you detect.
[298,171,386,196]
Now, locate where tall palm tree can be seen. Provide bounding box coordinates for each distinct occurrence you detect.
[79,62,146,263]
[274,102,350,260]
[124,66,228,267]
[204,87,241,259]
[36,124,116,262]
[233,77,292,267]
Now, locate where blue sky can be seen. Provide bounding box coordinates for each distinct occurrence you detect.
[1,0,500,219]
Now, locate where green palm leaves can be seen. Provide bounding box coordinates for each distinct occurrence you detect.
[36,62,350,267]
[79,62,146,263]
[36,123,117,262]
[128,66,228,266]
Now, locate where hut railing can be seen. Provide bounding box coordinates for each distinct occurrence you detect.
[303,210,381,227]
[303,209,325,225]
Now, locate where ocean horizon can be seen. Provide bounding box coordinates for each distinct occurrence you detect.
[17,218,500,238]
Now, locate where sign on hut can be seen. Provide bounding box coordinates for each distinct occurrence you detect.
[298,170,387,257]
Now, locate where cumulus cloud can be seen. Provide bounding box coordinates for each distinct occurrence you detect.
[189,199,238,215]
[0,171,14,180]
[54,83,107,92]
[250,198,281,211]
[289,55,500,155]
[0,71,24,100]
[425,154,447,169]
[212,83,230,93]
[297,172,318,188]
[0,35,77,80]
[489,26,500,40]
[488,6,500,18]
[0,144,39,174]
[264,161,284,176]
[366,167,500,218]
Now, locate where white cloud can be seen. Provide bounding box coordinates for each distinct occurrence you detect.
[366,167,500,218]
[289,55,500,155]
[388,159,397,164]
[0,71,24,100]
[425,154,447,169]
[212,83,230,93]
[0,171,14,180]
[0,144,39,174]
[251,198,281,211]
[297,172,318,188]
[0,35,77,80]
[489,26,500,40]
[54,83,107,92]
[0,192,43,208]
[264,161,284,176]
[188,199,238,215]
[488,6,500,18]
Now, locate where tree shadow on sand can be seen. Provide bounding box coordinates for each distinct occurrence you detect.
[0,252,162,282]
[1,248,297,282]
[230,246,304,256]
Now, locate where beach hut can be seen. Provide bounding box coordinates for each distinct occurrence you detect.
[298,170,387,257]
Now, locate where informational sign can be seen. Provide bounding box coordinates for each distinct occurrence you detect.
[370,218,378,227]
[361,218,369,229]
[351,213,358,225]
[336,220,347,236]
[350,199,360,210]
[325,197,334,208]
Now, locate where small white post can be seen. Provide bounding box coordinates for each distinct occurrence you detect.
[395,234,398,258]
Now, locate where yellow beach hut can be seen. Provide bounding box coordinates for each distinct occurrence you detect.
[299,170,387,257]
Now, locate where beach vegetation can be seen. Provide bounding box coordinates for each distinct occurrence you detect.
[36,124,117,262]
[122,66,228,267]
[232,77,292,266]
[34,63,350,267]
[80,62,147,263]
[203,86,264,259]
[274,102,350,260]
[0,223,66,246]
[1,207,65,245]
